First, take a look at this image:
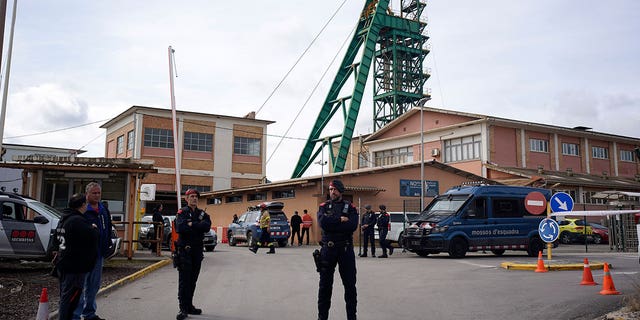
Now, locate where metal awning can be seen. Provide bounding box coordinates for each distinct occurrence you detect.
[591,190,640,199]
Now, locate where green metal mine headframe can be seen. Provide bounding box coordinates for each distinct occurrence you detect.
[291,0,430,179]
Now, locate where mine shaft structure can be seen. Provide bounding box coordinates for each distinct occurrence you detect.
[292,0,430,178]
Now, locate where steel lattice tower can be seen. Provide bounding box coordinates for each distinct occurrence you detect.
[291,0,429,178]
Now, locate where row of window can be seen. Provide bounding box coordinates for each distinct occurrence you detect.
[207,189,295,205]
[530,138,635,161]
[116,127,262,156]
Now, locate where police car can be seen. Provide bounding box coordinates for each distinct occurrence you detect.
[0,192,121,260]
[228,201,291,247]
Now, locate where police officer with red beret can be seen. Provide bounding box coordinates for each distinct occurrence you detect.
[175,189,211,320]
[316,179,359,320]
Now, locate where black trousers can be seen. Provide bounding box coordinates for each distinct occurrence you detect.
[362,228,375,255]
[58,271,86,320]
[177,248,203,312]
[301,228,310,245]
[318,244,357,320]
[378,228,390,255]
[291,227,301,245]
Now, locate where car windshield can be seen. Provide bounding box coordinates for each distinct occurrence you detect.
[417,196,467,221]
[28,201,63,219]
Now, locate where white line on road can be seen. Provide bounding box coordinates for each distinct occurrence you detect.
[456,260,496,268]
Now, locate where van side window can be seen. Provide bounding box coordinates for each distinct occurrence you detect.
[466,198,486,219]
[492,198,524,218]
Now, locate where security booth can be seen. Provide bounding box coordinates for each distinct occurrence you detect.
[0,155,157,257]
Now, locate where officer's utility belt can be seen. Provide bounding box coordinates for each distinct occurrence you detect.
[320,240,351,248]
[176,245,192,253]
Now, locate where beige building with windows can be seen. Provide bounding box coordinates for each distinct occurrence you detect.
[101,106,274,212]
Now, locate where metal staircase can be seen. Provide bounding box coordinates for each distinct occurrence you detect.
[291,0,430,178]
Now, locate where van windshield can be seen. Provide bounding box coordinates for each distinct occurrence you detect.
[418,197,468,221]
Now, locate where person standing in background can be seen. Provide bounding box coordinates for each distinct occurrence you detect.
[376,204,393,258]
[73,182,112,320]
[301,209,313,245]
[54,193,99,320]
[151,204,164,252]
[290,210,303,246]
[359,204,377,257]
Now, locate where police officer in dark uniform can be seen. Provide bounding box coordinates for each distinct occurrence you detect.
[316,179,359,320]
[175,189,212,320]
[376,204,394,258]
[359,204,377,257]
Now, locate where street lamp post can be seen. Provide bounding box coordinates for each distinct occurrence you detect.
[316,159,328,196]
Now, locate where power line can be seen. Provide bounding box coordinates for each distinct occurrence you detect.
[3,118,109,139]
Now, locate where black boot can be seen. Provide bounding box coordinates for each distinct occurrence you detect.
[188,306,202,315]
[267,246,275,254]
[249,243,258,254]
[176,310,188,320]
[378,254,388,258]
[389,246,394,255]
[358,252,367,257]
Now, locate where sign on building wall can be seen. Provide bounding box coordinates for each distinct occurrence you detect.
[400,179,439,197]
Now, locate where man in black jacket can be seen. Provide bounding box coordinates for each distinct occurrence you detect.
[54,193,99,320]
[290,210,303,246]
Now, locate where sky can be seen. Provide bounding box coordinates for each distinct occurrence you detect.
[1,0,639,182]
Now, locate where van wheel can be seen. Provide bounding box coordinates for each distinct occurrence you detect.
[247,231,254,247]
[448,237,468,258]
[491,249,505,256]
[527,237,544,257]
[416,251,430,257]
[228,232,236,246]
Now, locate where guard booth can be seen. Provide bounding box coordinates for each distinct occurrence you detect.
[592,191,640,252]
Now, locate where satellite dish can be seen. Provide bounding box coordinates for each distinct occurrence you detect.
[139,184,156,201]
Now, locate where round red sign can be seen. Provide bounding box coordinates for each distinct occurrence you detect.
[525,191,547,215]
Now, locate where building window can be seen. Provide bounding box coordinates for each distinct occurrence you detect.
[374,147,413,166]
[584,191,606,205]
[561,143,579,156]
[184,132,213,152]
[127,130,135,150]
[620,150,635,162]
[234,137,261,156]
[529,138,549,153]
[207,197,222,205]
[443,135,481,163]
[144,128,174,149]
[247,193,267,201]
[225,195,243,203]
[592,146,609,159]
[272,189,295,199]
[116,135,125,154]
[358,152,369,168]
[181,185,211,193]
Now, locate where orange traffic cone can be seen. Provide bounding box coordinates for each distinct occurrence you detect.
[534,251,548,273]
[599,263,620,295]
[580,258,597,286]
[35,287,49,320]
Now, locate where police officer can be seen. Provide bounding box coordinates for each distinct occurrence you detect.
[249,204,275,254]
[376,204,394,258]
[175,189,212,320]
[359,204,377,257]
[317,179,359,320]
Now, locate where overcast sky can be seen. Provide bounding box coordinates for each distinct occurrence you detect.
[1,0,638,182]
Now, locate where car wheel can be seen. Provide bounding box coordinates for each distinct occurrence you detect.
[448,237,467,258]
[205,246,215,252]
[247,231,254,247]
[491,249,505,256]
[398,232,405,248]
[527,237,544,257]
[228,232,236,246]
[278,240,287,247]
[560,231,572,244]
[592,234,602,244]
[416,251,430,257]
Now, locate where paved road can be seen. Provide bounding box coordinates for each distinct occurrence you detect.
[97,244,639,320]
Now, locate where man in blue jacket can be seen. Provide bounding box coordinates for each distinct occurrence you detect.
[73,182,112,320]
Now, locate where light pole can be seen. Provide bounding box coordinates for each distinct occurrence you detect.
[316,159,328,196]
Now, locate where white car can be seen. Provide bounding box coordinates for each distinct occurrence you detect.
[374,212,420,244]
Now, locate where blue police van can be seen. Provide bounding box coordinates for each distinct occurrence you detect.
[403,185,551,258]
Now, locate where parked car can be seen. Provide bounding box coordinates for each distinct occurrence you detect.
[589,222,609,244]
[558,218,593,244]
[0,191,121,260]
[228,202,290,247]
[374,212,420,245]
[139,215,215,251]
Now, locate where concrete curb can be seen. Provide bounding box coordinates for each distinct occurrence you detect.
[500,261,607,271]
[48,259,172,320]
